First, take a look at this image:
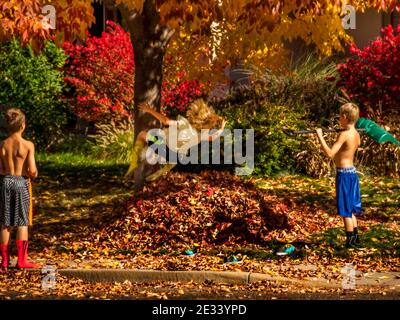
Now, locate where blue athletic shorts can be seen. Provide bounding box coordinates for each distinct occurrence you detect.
[336,166,362,218]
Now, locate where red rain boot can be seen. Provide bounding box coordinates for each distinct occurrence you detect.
[0,243,9,271]
[16,240,39,269]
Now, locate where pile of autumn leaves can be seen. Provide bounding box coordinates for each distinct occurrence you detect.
[90,171,316,253]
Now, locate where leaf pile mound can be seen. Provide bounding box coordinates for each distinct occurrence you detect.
[92,171,301,253]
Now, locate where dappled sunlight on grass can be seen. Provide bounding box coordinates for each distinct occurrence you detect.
[252,174,399,220]
[26,154,399,273]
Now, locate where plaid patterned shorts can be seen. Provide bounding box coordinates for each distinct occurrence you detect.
[0,175,30,226]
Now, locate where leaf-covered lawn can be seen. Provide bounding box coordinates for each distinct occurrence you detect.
[21,154,399,277]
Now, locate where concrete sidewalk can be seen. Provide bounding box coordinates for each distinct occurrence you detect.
[57,269,400,289]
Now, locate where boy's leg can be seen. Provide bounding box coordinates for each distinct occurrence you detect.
[145,142,178,182]
[16,226,28,241]
[125,131,147,179]
[343,217,354,232]
[351,214,358,229]
[337,169,360,248]
[0,226,10,244]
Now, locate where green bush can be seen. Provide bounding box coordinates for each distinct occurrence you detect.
[259,55,341,123]
[213,85,306,175]
[48,133,94,155]
[0,39,69,148]
[211,55,346,176]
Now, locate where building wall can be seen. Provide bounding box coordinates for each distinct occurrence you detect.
[346,9,383,49]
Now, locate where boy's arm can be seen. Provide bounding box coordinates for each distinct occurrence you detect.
[208,120,226,141]
[139,103,172,126]
[27,142,38,178]
[316,129,347,159]
[0,142,4,175]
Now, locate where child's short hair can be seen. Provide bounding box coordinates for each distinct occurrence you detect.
[340,103,359,124]
[5,108,25,133]
[186,99,223,131]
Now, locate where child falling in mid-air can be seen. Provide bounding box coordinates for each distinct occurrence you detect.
[315,103,362,248]
[0,108,39,270]
[125,99,226,181]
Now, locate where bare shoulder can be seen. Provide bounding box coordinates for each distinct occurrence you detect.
[350,127,359,138]
[0,137,11,151]
[22,139,35,151]
[347,128,360,146]
[337,130,349,142]
[2,137,11,145]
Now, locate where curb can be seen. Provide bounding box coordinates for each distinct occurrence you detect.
[27,268,400,289]
[56,269,399,289]
[59,270,251,285]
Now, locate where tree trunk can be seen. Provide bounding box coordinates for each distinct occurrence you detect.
[117,0,174,191]
[132,40,164,190]
[131,34,164,135]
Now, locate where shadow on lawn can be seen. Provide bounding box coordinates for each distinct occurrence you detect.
[30,162,261,254]
[311,225,400,258]
[259,186,398,223]
[29,160,133,252]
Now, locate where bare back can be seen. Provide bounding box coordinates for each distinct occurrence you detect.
[0,135,37,177]
[334,128,360,167]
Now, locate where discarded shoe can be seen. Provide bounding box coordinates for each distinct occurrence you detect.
[223,255,243,264]
[183,249,195,256]
[183,243,200,256]
[276,244,296,256]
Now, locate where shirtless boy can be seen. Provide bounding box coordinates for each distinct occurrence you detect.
[316,103,362,248]
[0,108,39,270]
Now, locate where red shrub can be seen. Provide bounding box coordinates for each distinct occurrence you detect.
[161,71,208,117]
[337,24,400,113]
[63,21,134,122]
[63,21,207,122]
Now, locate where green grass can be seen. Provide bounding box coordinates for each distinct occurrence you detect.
[311,225,399,257]
[31,151,133,246]
[253,173,399,219]
[37,152,129,170]
[253,173,399,259]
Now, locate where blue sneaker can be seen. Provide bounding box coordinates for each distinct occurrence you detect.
[276,244,296,256]
[183,244,200,256]
[183,249,195,256]
[224,255,243,264]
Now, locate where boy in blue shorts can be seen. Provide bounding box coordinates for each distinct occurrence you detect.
[316,103,362,248]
